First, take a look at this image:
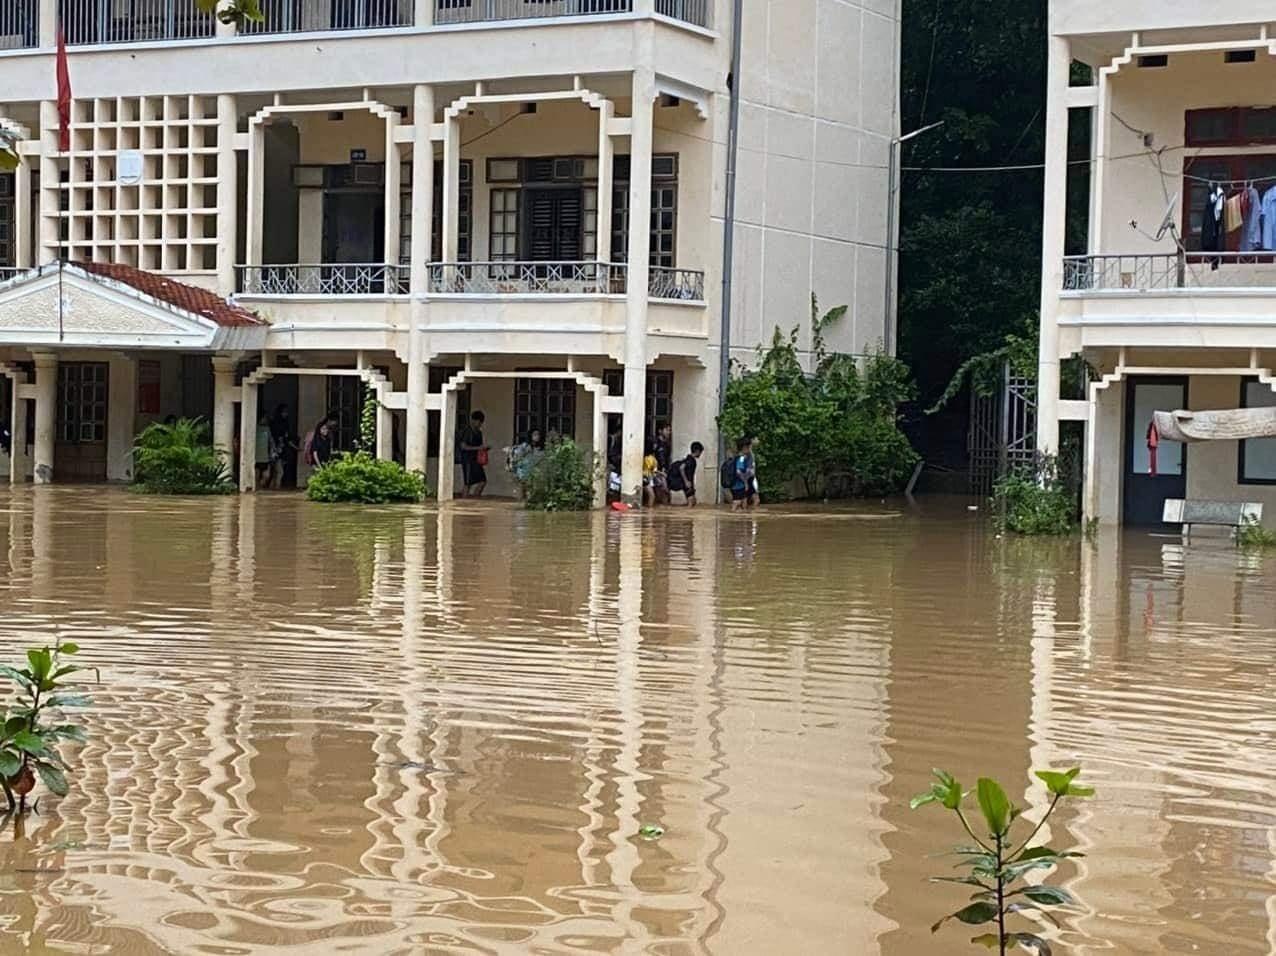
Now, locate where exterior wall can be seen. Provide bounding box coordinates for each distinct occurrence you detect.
[1050,2,1273,38]
[1187,374,1276,522]
[726,0,899,363]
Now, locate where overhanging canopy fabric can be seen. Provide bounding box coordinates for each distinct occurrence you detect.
[1154,407,1276,443]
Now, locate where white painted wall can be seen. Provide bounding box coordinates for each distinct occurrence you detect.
[1051,2,1273,38]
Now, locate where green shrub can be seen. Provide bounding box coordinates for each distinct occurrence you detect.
[524,439,597,511]
[133,417,233,495]
[1237,515,1276,550]
[992,458,1077,535]
[306,451,427,504]
[718,296,920,500]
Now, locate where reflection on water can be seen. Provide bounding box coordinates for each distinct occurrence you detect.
[1,488,1275,953]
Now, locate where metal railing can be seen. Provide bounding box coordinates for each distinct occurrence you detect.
[59,0,215,44]
[238,263,408,295]
[1063,252,1276,292]
[0,0,37,48]
[648,265,704,300]
[434,0,631,24]
[243,0,412,34]
[428,260,623,294]
[655,0,710,28]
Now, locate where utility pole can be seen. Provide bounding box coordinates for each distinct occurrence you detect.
[884,120,944,355]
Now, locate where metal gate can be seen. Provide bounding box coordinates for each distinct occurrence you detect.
[968,362,1037,495]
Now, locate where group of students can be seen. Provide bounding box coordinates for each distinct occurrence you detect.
[250,404,337,488]
[606,423,760,509]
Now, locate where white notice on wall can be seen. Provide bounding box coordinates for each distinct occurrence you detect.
[119,150,143,186]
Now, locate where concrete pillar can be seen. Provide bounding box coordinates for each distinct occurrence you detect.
[216,94,239,297]
[15,156,30,268]
[406,84,435,475]
[8,375,29,483]
[1035,34,1070,457]
[212,355,237,469]
[376,399,393,461]
[414,0,433,27]
[596,99,615,264]
[38,100,60,262]
[246,121,265,268]
[437,384,455,502]
[214,0,236,37]
[592,385,608,509]
[38,0,55,48]
[31,351,57,484]
[621,66,656,502]
[442,114,459,266]
[239,380,258,492]
[383,114,402,271]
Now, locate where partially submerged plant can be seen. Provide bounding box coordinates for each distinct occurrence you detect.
[912,768,1093,955]
[0,642,95,815]
[1237,514,1276,550]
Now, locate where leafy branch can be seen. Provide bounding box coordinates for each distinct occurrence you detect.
[912,767,1093,955]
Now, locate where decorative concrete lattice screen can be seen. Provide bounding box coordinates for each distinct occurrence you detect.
[42,95,221,273]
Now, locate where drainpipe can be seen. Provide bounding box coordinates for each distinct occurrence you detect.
[716,0,744,499]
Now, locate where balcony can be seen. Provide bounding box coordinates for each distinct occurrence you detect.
[60,0,216,44]
[1062,253,1276,293]
[238,263,408,295]
[1,0,37,48]
[244,0,413,35]
[434,0,711,28]
[427,261,704,300]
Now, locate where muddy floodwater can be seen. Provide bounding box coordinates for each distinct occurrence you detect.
[1,487,1275,954]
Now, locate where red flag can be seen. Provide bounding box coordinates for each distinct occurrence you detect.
[56,27,71,153]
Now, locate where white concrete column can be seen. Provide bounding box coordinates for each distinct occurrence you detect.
[437,384,455,502]
[1035,34,1070,457]
[621,67,656,502]
[405,86,435,475]
[246,121,266,268]
[215,0,236,36]
[239,380,258,492]
[1090,73,1110,256]
[414,0,433,27]
[597,99,615,265]
[442,113,459,266]
[212,355,237,468]
[592,386,608,509]
[8,376,29,483]
[38,100,60,262]
[384,114,402,270]
[376,399,393,461]
[15,155,31,268]
[38,0,55,48]
[31,351,57,484]
[216,94,239,297]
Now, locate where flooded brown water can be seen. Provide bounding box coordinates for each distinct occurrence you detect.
[0,486,1274,954]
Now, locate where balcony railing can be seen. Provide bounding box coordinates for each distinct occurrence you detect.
[655,0,710,28]
[1063,252,1276,292]
[59,0,215,44]
[428,260,705,299]
[649,265,704,300]
[244,0,412,34]
[429,260,624,294]
[238,263,408,295]
[434,0,630,24]
[0,0,37,48]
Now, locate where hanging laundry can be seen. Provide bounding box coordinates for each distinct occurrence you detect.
[1242,184,1263,251]
[1263,184,1276,251]
[1224,192,1243,233]
[1201,185,1226,268]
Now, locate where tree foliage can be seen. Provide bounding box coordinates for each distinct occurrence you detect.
[992,456,1077,536]
[718,298,919,500]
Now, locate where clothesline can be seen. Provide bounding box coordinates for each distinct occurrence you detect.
[1183,173,1276,187]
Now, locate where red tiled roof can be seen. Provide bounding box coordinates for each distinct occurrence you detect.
[73,261,263,328]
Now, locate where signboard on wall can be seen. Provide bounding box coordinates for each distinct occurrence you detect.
[350,148,367,162]
[118,150,143,186]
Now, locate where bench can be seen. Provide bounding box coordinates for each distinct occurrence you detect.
[1162,499,1264,542]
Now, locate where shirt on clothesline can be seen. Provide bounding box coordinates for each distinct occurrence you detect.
[1242,185,1263,251]
[1262,186,1276,252]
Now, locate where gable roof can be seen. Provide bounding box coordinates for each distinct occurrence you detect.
[74,261,263,328]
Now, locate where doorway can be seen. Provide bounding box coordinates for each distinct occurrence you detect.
[55,362,109,482]
[1124,377,1188,526]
